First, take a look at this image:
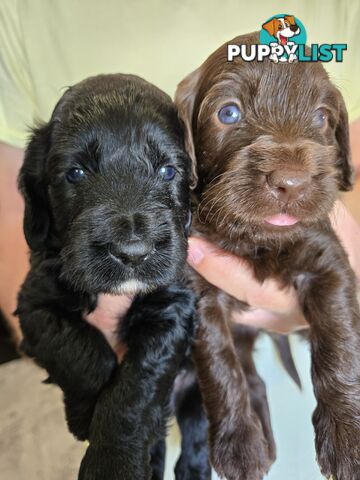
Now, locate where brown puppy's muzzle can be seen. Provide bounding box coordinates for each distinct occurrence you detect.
[203,136,339,231]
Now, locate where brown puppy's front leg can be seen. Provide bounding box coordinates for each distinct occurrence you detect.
[192,286,270,480]
[232,324,276,464]
[296,234,360,480]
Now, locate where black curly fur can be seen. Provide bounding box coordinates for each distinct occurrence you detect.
[16,74,209,479]
[78,286,196,480]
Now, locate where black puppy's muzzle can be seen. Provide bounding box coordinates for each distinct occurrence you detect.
[61,203,188,294]
[103,210,163,268]
[100,209,190,269]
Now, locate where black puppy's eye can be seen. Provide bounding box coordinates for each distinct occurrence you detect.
[313,108,328,129]
[218,104,241,125]
[159,165,176,181]
[66,168,85,183]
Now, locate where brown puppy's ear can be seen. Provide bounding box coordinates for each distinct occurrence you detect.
[334,94,354,191]
[262,18,277,37]
[284,15,296,25]
[175,67,202,189]
[18,122,53,251]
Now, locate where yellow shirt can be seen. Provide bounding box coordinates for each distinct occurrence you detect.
[0,0,360,149]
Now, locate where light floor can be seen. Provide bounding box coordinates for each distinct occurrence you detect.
[0,335,325,480]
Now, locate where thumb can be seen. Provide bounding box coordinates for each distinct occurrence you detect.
[187,237,259,304]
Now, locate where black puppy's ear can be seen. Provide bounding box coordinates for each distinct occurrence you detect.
[18,123,53,251]
[175,67,202,189]
[334,92,354,191]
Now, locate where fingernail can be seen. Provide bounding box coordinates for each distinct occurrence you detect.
[187,240,205,265]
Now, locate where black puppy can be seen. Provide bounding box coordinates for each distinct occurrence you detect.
[16,74,197,479]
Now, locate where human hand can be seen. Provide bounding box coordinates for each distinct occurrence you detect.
[84,293,133,360]
[187,237,308,335]
[187,199,360,335]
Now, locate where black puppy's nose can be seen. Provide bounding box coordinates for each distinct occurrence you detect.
[109,241,153,266]
[267,170,310,203]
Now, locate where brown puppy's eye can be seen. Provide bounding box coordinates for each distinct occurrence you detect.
[218,104,241,125]
[313,108,328,129]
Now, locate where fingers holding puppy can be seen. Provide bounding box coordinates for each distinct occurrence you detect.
[187,237,307,334]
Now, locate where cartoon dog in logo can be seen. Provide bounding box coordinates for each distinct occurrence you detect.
[262,15,301,63]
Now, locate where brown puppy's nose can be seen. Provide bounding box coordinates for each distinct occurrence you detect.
[267,170,310,203]
[290,24,299,32]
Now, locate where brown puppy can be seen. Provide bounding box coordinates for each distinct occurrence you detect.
[175,32,360,480]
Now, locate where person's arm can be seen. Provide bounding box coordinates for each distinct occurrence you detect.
[0,143,27,343]
[350,118,360,172]
[343,118,360,223]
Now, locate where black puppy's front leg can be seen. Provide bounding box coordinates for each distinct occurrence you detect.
[17,263,117,440]
[150,439,166,480]
[296,233,360,479]
[174,369,211,480]
[78,285,195,480]
[20,307,117,440]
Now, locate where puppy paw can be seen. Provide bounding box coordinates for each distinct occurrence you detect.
[150,284,196,335]
[123,285,196,348]
[20,311,117,397]
[247,374,276,465]
[63,395,97,441]
[314,403,360,480]
[211,416,270,480]
[175,455,211,480]
[78,444,149,480]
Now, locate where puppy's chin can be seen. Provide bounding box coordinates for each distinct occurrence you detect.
[89,275,178,296]
[234,222,305,245]
[244,215,334,244]
[206,213,329,247]
[62,268,178,295]
[110,279,152,296]
[60,252,183,295]
[255,221,307,244]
